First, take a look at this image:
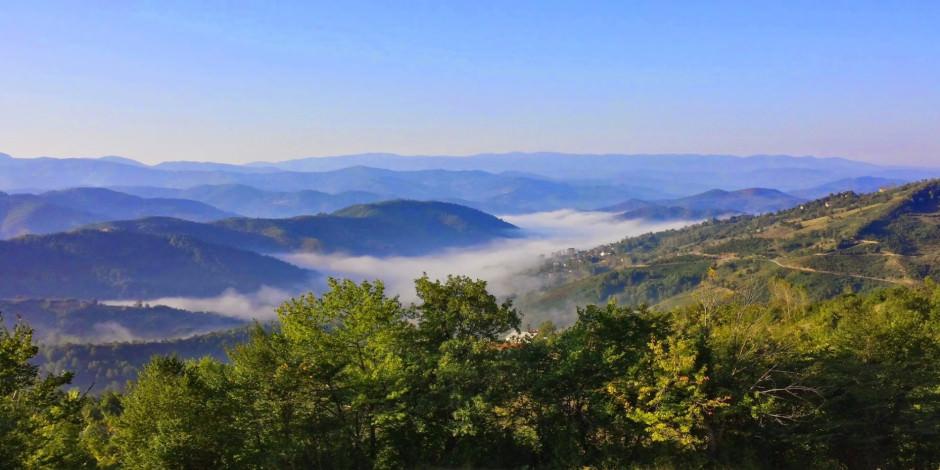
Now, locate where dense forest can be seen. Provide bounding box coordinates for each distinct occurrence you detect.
[3,275,939,469]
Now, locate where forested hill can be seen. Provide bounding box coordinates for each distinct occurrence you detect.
[523,179,940,314]
[34,328,250,393]
[0,298,245,344]
[10,276,940,468]
[93,200,519,256]
[0,188,233,238]
[604,187,804,215]
[0,230,311,299]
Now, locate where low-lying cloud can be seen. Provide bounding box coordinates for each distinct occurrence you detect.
[108,211,691,323]
[284,210,689,301]
[105,286,291,321]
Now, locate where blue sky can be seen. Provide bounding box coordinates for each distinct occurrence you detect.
[1,1,938,165]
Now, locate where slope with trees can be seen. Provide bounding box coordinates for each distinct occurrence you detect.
[524,180,940,316]
[93,200,520,256]
[0,298,244,344]
[4,276,940,468]
[0,188,233,238]
[0,230,312,299]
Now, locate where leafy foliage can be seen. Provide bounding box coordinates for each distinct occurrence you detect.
[8,276,940,468]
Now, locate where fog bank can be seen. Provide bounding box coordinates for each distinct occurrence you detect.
[107,211,691,322]
[284,211,689,301]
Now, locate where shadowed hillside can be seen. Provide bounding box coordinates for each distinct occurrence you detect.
[94,200,519,256]
[0,230,311,299]
[0,188,233,238]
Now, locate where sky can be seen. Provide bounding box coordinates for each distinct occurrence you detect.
[1,1,938,165]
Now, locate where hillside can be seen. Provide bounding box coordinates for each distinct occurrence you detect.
[601,187,803,219]
[616,205,736,221]
[521,180,940,318]
[114,184,386,218]
[39,187,234,221]
[661,188,803,213]
[0,192,100,238]
[0,188,232,238]
[94,200,520,256]
[0,298,244,343]
[791,176,905,199]
[34,327,249,393]
[0,230,311,299]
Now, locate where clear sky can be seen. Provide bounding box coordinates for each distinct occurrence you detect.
[1,1,938,165]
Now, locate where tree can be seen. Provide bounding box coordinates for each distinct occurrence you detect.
[0,314,93,468]
[113,356,241,468]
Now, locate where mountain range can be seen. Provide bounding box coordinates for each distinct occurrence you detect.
[3,152,935,214]
[0,200,518,299]
[0,188,233,238]
[112,184,386,218]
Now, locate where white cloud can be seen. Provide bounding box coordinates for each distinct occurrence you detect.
[105,211,691,324]
[105,286,291,321]
[283,210,689,301]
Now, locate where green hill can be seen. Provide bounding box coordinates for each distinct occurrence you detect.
[0,298,244,343]
[601,187,803,217]
[521,180,940,318]
[95,200,519,256]
[33,327,249,393]
[0,230,311,299]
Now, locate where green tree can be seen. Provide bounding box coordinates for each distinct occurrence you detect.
[0,314,94,469]
[113,356,241,469]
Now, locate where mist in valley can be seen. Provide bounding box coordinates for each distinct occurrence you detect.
[110,212,691,325]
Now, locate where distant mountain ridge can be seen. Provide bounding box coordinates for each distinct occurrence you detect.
[0,188,234,238]
[113,184,387,218]
[256,152,937,191]
[2,152,936,213]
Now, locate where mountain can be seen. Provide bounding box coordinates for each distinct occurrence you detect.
[5,152,935,212]
[616,206,737,221]
[0,192,101,238]
[152,161,280,173]
[0,230,311,299]
[599,199,656,212]
[521,180,940,319]
[93,200,520,256]
[39,187,234,221]
[0,153,662,211]
[0,188,234,238]
[791,176,906,199]
[259,152,939,192]
[658,188,804,213]
[114,184,386,218]
[599,188,803,221]
[97,156,146,166]
[0,298,244,344]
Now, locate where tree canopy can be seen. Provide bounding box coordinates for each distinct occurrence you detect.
[3,276,940,468]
